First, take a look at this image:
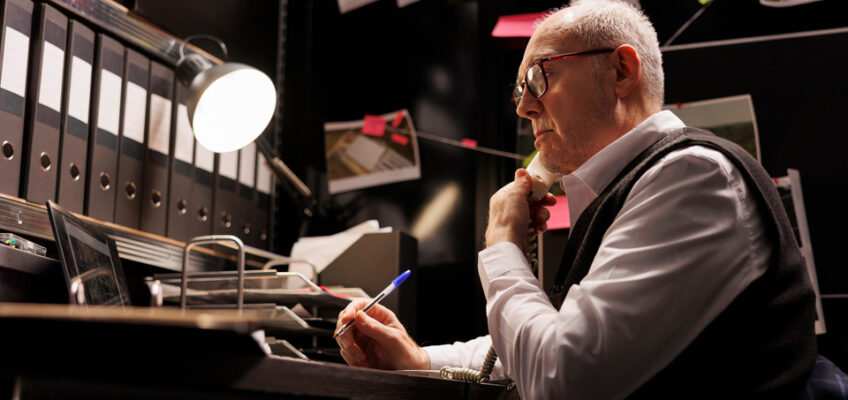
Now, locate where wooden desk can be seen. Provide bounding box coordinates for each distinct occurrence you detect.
[0,304,516,399]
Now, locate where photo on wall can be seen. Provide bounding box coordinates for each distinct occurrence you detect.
[664,94,761,162]
[324,109,421,194]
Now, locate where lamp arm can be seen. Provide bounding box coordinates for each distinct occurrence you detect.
[255,136,316,218]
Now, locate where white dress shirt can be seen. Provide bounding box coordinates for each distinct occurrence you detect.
[424,111,772,399]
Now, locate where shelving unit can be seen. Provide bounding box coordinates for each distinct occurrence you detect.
[0,193,282,272]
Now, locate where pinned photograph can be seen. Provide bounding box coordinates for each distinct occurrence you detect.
[324,109,421,194]
[664,94,761,162]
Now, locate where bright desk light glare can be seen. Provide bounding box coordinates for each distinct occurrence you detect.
[179,53,277,153]
[191,68,276,153]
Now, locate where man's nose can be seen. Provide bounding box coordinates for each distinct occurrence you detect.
[516,90,541,119]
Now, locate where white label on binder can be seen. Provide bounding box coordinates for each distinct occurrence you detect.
[38,42,64,111]
[67,57,91,123]
[256,153,272,195]
[175,104,194,163]
[219,150,238,180]
[238,142,256,187]
[98,69,122,135]
[148,93,171,154]
[0,27,30,97]
[123,81,146,142]
[194,140,214,172]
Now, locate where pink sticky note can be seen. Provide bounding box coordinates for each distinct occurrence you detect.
[546,195,570,230]
[461,138,478,148]
[491,12,547,38]
[362,115,386,136]
[390,133,409,146]
[391,110,404,127]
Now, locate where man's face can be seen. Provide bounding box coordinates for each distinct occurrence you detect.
[515,21,616,175]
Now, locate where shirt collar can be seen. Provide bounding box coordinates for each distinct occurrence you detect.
[561,110,686,225]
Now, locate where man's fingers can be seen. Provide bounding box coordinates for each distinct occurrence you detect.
[514,169,534,194]
[337,299,370,328]
[336,328,367,360]
[364,304,401,328]
[354,310,400,344]
[537,207,551,222]
[340,347,366,366]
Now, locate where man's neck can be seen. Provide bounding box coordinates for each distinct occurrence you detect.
[610,98,660,143]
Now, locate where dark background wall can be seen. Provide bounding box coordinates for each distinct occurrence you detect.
[125,0,848,362]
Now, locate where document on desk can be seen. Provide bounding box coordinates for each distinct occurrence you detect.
[288,220,391,283]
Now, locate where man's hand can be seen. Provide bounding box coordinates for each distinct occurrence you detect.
[485,169,556,252]
[335,299,429,370]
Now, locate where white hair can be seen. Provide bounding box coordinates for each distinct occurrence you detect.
[544,0,665,107]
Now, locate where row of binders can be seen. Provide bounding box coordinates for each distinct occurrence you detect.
[0,0,275,249]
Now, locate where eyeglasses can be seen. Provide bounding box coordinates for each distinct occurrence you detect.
[512,48,615,105]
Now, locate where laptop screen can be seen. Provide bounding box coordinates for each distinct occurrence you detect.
[46,200,130,306]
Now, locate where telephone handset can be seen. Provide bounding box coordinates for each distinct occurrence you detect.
[440,154,562,384]
[526,154,562,201]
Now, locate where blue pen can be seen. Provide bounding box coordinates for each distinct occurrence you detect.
[333,269,411,338]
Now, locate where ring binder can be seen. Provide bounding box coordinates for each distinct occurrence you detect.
[55,19,93,213]
[0,0,33,198]
[114,48,148,229]
[140,61,172,236]
[22,3,66,204]
[85,34,123,222]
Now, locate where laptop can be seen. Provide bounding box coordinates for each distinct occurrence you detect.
[46,200,130,307]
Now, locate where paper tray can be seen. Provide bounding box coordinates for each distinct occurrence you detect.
[146,271,362,309]
[185,303,335,337]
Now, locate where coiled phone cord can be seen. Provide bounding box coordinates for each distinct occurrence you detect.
[439,231,539,384]
[439,345,498,383]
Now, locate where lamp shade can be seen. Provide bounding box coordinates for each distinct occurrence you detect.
[178,54,276,153]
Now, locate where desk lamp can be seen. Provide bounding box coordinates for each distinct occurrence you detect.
[175,35,316,222]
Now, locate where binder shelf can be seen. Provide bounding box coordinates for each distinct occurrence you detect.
[0,193,279,273]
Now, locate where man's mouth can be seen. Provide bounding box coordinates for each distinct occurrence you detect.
[534,129,553,138]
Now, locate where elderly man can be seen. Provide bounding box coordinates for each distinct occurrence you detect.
[335,0,817,398]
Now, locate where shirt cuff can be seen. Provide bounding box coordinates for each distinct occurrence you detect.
[477,242,533,298]
[424,344,460,371]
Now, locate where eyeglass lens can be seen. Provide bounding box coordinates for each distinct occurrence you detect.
[526,64,545,97]
[513,63,546,104]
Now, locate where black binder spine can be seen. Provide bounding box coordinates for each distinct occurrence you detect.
[237,142,256,244]
[85,34,123,222]
[254,151,274,250]
[166,82,194,241]
[0,0,33,198]
[114,48,148,229]
[55,19,93,214]
[190,139,214,239]
[21,3,66,204]
[140,61,172,236]
[213,150,238,235]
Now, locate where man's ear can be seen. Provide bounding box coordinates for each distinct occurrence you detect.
[613,45,641,99]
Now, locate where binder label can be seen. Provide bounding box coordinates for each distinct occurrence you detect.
[67,57,91,125]
[37,41,64,113]
[148,93,171,155]
[219,150,238,180]
[195,140,214,173]
[123,81,146,143]
[175,103,194,163]
[256,153,272,195]
[238,142,256,187]
[97,69,121,136]
[0,27,30,109]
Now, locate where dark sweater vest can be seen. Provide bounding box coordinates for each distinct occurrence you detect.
[547,127,816,399]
